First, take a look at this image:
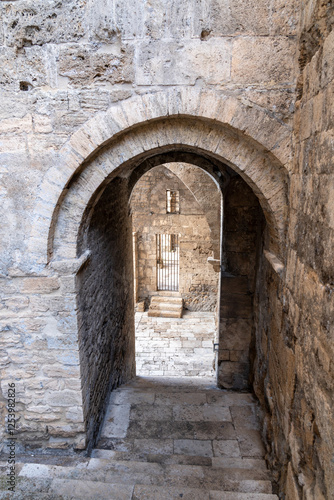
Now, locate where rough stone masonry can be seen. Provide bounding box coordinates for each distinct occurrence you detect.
[0,1,333,499]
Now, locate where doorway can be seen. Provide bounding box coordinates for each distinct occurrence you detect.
[156,233,180,292]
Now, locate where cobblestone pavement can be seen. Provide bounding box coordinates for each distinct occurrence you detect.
[135,311,217,377]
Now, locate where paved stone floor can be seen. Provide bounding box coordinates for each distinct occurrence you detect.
[0,377,278,499]
[92,376,277,498]
[135,311,216,377]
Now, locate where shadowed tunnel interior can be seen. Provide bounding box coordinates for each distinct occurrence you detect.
[75,150,265,448]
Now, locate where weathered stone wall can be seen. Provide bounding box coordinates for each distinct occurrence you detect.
[0,0,298,278]
[77,176,136,448]
[0,0,298,107]
[135,312,216,378]
[0,270,86,452]
[252,2,334,498]
[131,164,220,311]
[2,3,333,498]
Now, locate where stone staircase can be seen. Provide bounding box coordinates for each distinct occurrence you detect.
[148,295,183,318]
[1,377,278,499]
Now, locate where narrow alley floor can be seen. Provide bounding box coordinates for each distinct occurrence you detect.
[5,377,278,499]
[135,311,216,377]
[90,376,278,499]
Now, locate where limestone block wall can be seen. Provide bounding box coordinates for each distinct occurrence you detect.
[0,269,86,451]
[287,1,334,496]
[135,312,216,378]
[131,164,220,311]
[0,0,298,279]
[252,2,334,497]
[0,0,298,110]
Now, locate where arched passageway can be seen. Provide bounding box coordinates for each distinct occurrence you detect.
[28,91,289,451]
[46,116,286,447]
[74,147,266,445]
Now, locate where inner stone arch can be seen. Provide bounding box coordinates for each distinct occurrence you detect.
[67,145,267,447]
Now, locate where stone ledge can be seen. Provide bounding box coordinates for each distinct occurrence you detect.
[207,257,220,273]
[49,250,91,275]
[264,250,284,277]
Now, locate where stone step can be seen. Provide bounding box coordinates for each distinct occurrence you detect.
[87,457,271,482]
[0,476,278,500]
[92,449,269,470]
[148,296,183,318]
[92,449,213,466]
[132,485,279,500]
[149,301,182,309]
[19,460,274,493]
[151,296,183,304]
[148,309,183,318]
[0,475,133,500]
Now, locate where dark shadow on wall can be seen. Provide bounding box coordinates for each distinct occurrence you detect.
[218,176,266,390]
[76,176,136,450]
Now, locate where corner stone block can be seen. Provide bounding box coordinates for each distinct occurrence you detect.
[45,390,83,408]
[21,277,60,294]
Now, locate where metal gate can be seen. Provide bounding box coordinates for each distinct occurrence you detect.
[156,234,179,291]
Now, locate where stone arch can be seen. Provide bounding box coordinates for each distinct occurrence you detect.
[26,88,290,273]
[49,117,287,264]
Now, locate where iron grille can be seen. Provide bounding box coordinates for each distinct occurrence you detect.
[156,233,179,291]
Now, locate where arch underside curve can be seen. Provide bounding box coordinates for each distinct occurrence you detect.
[156,161,222,260]
[49,117,288,263]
